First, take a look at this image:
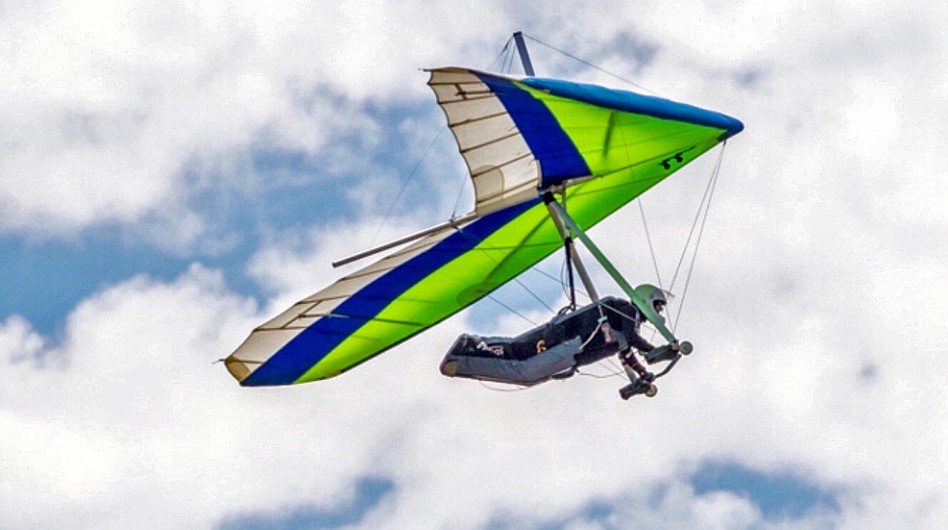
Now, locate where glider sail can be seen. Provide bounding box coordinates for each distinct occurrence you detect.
[225,67,743,387]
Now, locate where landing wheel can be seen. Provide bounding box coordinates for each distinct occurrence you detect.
[645,384,658,398]
[679,341,693,356]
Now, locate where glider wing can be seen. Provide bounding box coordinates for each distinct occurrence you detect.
[225,67,742,386]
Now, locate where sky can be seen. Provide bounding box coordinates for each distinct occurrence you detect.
[1,0,947,528]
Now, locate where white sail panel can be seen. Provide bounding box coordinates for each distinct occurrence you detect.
[428,68,540,214]
[225,219,472,382]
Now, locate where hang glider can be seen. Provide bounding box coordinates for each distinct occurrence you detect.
[224,62,743,387]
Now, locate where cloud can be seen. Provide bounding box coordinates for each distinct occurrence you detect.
[0,264,408,528]
[4,199,945,530]
[2,1,948,529]
[0,0,505,238]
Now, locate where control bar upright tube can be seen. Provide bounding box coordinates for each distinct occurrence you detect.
[545,197,677,343]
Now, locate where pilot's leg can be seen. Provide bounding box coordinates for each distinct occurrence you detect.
[619,350,653,382]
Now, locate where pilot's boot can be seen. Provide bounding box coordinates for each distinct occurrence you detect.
[644,344,677,364]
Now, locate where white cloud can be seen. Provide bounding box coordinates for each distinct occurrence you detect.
[3,1,948,529]
[0,0,505,238]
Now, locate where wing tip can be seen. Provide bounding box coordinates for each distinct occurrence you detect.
[224,356,253,384]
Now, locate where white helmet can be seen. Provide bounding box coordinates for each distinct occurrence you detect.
[634,284,667,322]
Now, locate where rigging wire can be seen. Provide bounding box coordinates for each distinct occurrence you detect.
[522,33,658,95]
[452,230,556,322]
[503,43,517,74]
[673,142,726,332]
[637,199,664,290]
[478,380,530,392]
[376,34,517,246]
[576,366,625,380]
[482,292,540,327]
[486,36,514,72]
[450,170,469,219]
[668,150,720,293]
[370,122,447,247]
[511,276,555,315]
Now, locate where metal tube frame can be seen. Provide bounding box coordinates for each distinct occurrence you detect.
[513,31,535,77]
[544,195,677,343]
[543,194,599,302]
[332,211,478,268]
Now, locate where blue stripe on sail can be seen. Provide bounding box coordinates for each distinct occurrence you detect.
[242,199,539,386]
[475,73,591,188]
[521,77,745,139]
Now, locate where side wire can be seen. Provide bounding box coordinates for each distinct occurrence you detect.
[672,143,727,332]
[637,199,664,290]
[668,151,719,293]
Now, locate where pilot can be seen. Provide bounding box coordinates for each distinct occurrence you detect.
[618,283,668,382]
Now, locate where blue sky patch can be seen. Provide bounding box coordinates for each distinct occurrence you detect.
[690,461,841,520]
[217,476,394,530]
[0,99,462,341]
[0,233,186,337]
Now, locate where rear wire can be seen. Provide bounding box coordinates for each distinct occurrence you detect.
[486,37,514,72]
[370,128,446,247]
[452,41,520,219]
[522,33,658,95]
[452,230,555,326]
[380,35,518,243]
[483,293,539,328]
